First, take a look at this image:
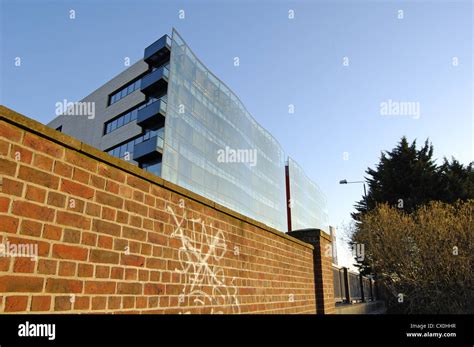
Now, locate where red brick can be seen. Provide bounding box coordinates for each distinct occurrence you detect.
[5,296,28,312]
[7,236,50,256]
[90,175,105,189]
[123,296,135,309]
[33,152,54,171]
[53,161,73,178]
[89,249,119,264]
[0,121,23,142]
[58,227,78,244]
[138,269,149,281]
[136,296,147,309]
[54,296,72,311]
[18,165,59,189]
[119,185,133,199]
[143,218,154,231]
[65,151,97,172]
[60,179,94,199]
[56,211,91,229]
[101,207,116,221]
[110,267,124,279]
[52,244,88,261]
[0,138,9,155]
[96,191,123,209]
[132,190,144,202]
[74,296,90,310]
[95,265,110,278]
[58,261,76,276]
[2,177,24,197]
[116,211,128,224]
[38,259,57,275]
[92,219,121,236]
[0,158,17,176]
[144,283,165,295]
[126,175,149,193]
[84,281,116,294]
[117,282,142,295]
[98,163,125,183]
[23,132,64,158]
[147,232,167,245]
[129,215,142,228]
[145,258,166,270]
[149,208,170,223]
[31,296,51,311]
[121,254,145,267]
[0,275,44,292]
[25,185,46,203]
[122,226,146,241]
[46,278,83,293]
[12,200,54,222]
[86,202,101,217]
[92,296,107,310]
[13,257,36,273]
[77,263,94,277]
[47,191,66,208]
[0,215,19,233]
[81,231,97,246]
[108,296,121,310]
[105,180,119,194]
[72,167,90,184]
[125,200,148,216]
[98,235,113,249]
[43,224,62,240]
[0,196,10,212]
[11,145,32,164]
[124,268,137,280]
[0,257,11,271]
[20,219,42,237]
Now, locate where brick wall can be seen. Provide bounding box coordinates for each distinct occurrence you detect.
[288,229,336,314]
[0,106,319,314]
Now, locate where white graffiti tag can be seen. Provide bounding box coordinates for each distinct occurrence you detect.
[167,206,240,314]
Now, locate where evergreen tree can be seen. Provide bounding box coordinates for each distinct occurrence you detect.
[351,137,473,274]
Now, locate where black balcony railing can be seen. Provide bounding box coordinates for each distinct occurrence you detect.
[140,66,169,96]
[144,35,171,67]
[132,135,164,163]
[136,98,167,129]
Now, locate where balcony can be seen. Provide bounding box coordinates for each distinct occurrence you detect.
[133,135,164,163]
[136,99,167,129]
[140,66,169,96]
[144,35,171,67]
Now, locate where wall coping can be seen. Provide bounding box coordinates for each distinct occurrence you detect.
[288,228,332,243]
[0,105,313,250]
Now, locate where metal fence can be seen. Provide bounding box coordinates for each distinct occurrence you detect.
[332,265,377,304]
[332,267,345,302]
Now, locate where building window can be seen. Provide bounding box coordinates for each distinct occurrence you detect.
[105,128,162,160]
[141,158,162,176]
[103,96,164,135]
[56,126,62,132]
[108,62,171,106]
[108,78,142,106]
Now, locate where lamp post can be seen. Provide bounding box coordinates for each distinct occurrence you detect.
[339,179,368,211]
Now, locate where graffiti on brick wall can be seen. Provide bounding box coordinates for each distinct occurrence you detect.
[167,205,240,314]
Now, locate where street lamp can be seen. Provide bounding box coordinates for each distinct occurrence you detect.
[339,179,368,210]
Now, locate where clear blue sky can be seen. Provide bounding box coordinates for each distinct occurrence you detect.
[1,0,472,267]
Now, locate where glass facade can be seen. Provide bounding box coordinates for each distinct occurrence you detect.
[161,29,287,231]
[287,157,329,232]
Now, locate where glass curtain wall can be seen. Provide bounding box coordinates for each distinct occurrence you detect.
[288,157,329,232]
[162,29,287,231]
